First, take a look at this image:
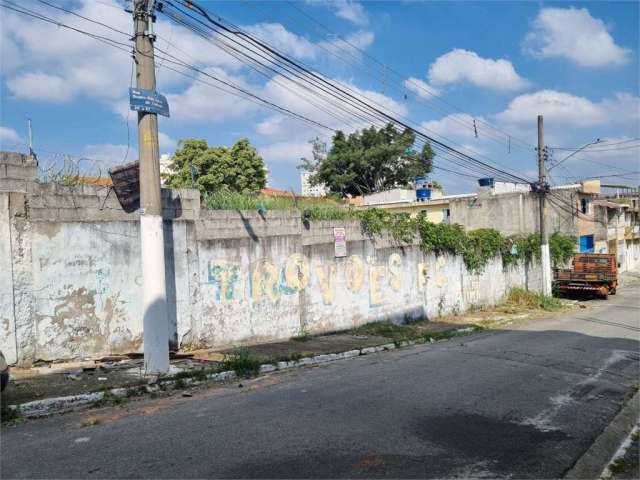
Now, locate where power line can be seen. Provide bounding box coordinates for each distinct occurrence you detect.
[162,0,534,184]
[34,0,131,37]
[1,1,132,52]
[282,0,534,152]
[550,138,640,151]
[1,1,337,136]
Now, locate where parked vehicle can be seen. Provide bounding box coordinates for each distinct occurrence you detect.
[554,253,617,299]
[0,350,8,392]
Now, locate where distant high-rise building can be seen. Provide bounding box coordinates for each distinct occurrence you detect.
[159,154,172,185]
[300,171,328,197]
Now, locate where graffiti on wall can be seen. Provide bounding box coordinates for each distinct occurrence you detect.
[205,252,445,307]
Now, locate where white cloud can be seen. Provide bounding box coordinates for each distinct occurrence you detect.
[1,0,246,105]
[256,115,293,139]
[428,49,529,91]
[494,90,639,128]
[332,0,368,26]
[0,126,21,146]
[244,23,374,64]
[305,0,368,26]
[523,7,630,67]
[318,30,374,61]
[6,72,73,102]
[421,113,482,141]
[2,1,132,102]
[259,140,314,165]
[404,77,440,98]
[158,132,177,153]
[165,68,258,122]
[599,93,640,128]
[262,73,408,134]
[82,143,130,168]
[244,23,318,60]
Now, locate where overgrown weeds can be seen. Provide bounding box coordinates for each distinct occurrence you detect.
[204,191,576,274]
[350,320,416,340]
[0,403,23,424]
[204,191,355,220]
[502,287,565,312]
[222,348,262,378]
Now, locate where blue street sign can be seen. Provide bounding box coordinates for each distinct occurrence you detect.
[129,88,170,117]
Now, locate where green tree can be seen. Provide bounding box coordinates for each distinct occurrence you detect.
[163,138,267,194]
[310,124,434,196]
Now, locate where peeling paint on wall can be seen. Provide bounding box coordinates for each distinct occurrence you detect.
[2,190,545,363]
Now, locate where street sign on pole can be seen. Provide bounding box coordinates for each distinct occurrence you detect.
[129,88,170,117]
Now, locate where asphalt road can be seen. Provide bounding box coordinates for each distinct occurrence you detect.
[2,285,639,479]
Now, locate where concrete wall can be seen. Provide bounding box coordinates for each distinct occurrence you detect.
[449,189,582,237]
[1,152,546,365]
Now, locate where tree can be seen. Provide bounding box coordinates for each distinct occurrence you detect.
[310,124,434,196]
[298,137,327,173]
[163,138,267,195]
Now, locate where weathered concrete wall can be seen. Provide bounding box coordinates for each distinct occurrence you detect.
[181,211,542,350]
[1,152,545,364]
[449,189,580,237]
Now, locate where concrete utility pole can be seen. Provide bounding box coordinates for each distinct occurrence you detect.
[27,118,33,156]
[133,0,169,373]
[537,115,552,296]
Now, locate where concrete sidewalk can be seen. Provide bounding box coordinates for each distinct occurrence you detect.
[2,283,638,479]
[1,288,587,418]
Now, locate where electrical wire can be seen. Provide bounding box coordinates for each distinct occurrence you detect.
[282,0,534,152]
[2,1,337,136]
[162,0,535,184]
[550,138,640,151]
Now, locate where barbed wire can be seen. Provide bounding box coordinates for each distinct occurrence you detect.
[36,150,118,186]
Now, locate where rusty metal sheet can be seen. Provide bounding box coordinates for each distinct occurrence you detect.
[108,161,140,213]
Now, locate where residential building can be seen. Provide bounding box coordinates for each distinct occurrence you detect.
[593,194,640,272]
[300,171,328,197]
[448,180,602,239]
[359,186,474,224]
[159,153,172,185]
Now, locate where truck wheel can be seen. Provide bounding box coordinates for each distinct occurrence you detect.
[609,288,616,295]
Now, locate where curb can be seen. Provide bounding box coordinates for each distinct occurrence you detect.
[564,389,640,479]
[9,327,481,419]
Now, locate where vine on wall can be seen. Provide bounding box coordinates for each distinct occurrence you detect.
[356,208,576,273]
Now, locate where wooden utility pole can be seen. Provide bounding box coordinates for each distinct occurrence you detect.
[537,115,552,296]
[133,0,169,373]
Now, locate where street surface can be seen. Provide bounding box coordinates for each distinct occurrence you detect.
[2,285,639,479]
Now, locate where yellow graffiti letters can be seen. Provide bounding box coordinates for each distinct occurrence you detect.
[315,263,336,305]
[345,255,365,293]
[388,253,402,291]
[284,253,310,291]
[369,265,386,305]
[252,261,280,304]
[435,257,449,288]
[418,262,428,288]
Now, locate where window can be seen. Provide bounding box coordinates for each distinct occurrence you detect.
[580,198,590,215]
[442,208,450,224]
[579,235,594,253]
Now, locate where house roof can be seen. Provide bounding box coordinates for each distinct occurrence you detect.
[593,199,629,209]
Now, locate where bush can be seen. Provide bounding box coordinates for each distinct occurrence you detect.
[549,231,576,266]
[203,192,576,274]
[503,287,564,311]
[222,348,261,378]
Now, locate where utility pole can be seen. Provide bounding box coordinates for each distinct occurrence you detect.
[27,118,33,156]
[537,115,552,296]
[133,0,169,373]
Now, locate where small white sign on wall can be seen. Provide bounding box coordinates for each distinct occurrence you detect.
[333,227,347,257]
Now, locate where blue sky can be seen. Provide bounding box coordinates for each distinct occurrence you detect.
[1,0,638,193]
